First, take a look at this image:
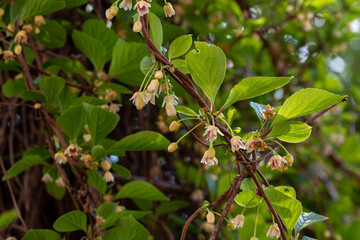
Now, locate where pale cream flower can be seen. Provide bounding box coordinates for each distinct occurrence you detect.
[201,150,218,166]
[154,70,163,79]
[83,134,91,143]
[101,161,112,171]
[190,189,204,202]
[119,0,132,10]
[105,8,114,20]
[55,177,65,187]
[34,16,46,26]
[165,102,177,117]
[203,125,223,142]
[110,6,118,16]
[169,121,180,132]
[267,155,288,171]
[14,31,27,44]
[41,173,53,183]
[147,79,159,93]
[116,205,126,212]
[163,3,175,17]
[206,212,215,224]
[133,20,142,32]
[22,24,33,33]
[2,50,15,64]
[134,1,151,16]
[129,92,144,110]
[245,137,267,153]
[64,144,82,158]
[108,103,121,113]
[230,136,246,152]
[266,223,280,238]
[168,142,178,152]
[105,89,119,102]
[104,171,115,182]
[230,214,245,229]
[54,152,68,164]
[14,45,22,55]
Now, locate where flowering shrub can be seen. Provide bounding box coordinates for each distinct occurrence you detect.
[0,0,359,240]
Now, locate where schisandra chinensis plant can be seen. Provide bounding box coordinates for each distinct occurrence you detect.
[0,0,355,240]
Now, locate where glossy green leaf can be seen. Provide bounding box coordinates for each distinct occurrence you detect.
[108,131,170,152]
[169,34,192,59]
[34,19,66,48]
[140,56,153,75]
[235,190,260,208]
[273,88,344,125]
[264,186,302,233]
[155,200,189,219]
[83,103,120,145]
[45,180,66,200]
[302,236,317,240]
[223,77,293,109]
[91,145,107,160]
[19,0,66,20]
[227,108,236,125]
[109,39,149,86]
[185,41,226,102]
[18,90,46,102]
[172,59,189,74]
[57,106,85,142]
[148,12,163,50]
[175,105,198,117]
[72,30,106,71]
[275,186,296,199]
[115,180,169,201]
[22,229,62,240]
[268,121,312,143]
[6,154,45,179]
[2,78,25,98]
[111,163,131,179]
[294,212,328,233]
[103,216,149,240]
[96,202,117,218]
[39,76,65,106]
[99,211,151,230]
[250,101,267,121]
[0,210,18,229]
[87,169,107,195]
[53,210,87,232]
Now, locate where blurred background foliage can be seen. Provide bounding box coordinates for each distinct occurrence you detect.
[0,0,359,239]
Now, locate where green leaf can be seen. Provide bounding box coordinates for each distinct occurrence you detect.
[267,121,312,143]
[175,105,198,117]
[185,41,226,102]
[172,59,189,74]
[65,0,87,8]
[87,169,107,195]
[57,106,85,142]
[140,56,153,75]
[103,216,149,240]
[45,180,66,200]
[223,77,293,109]
[45,58,87,79]
[294,212,328,233]
[115,180,169,201]
[99,211,151,230]
[39,76,65,106]
[82,19,118,62]
[111,163,131,179]
[275,186,296,198]
[72,30,106,71]
[249,101,267,121]
[53,210,87,232]
[108,131,170,152]
[169,34,192,59]
[264,186,302,233]
[155,200,189,219]
[227,108,236,125]
[235,190,260,208]
[2,78,25,98]
[22,229,62,240]
[148,12,163,50]
[6,154,45,180]
[18,90,46,102]
[91,145,107,160]
[102,82,132,94]
[96,202,117,218]
[273,88,344,125]
[34,19,66,48]
[83,103,120,145]
[302,236,317,240]
[19,0,66,20]
[0,209,18,229]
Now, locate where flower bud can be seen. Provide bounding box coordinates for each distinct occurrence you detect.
[228,222,236,231]
[147,79,159,93]
[169,121,180,132]
[136,97,145,110]
[14,45,22,55]
[206,212,215,224]
[284,154,293,167]
[105,8,114,20]
[169,67,175,72]
[110,6,118,16]
[34,103,42,109]
[154,70,163,79]
[163,3,175,17]
[104,171,115,182]
[101,161,112,171]
[22,24,33,33]
[54,152,68,164]
[83,134,91,143]
[168,142,178,152]
[34,27,40,34]
[133,20,142,32]
[116,205,126,212]
[250,238,259,240]
[207,149,216,159]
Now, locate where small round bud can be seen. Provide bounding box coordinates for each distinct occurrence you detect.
[206,212,215,224]
[136,98,144,110]
[169,67,175,73]
[101,161,112,171]
[110,6,118,16]
[104,171,115,182]
[133,20,142,33]
[147,79,159,93]
[285,154,293,167]
[154,70,163,79]
[207,149,216,159]
[169,121,180,132]
[14,45,22,55]
[34,103,42,109]
[105,9,114,20]
[228,222,236,231]
[168,142,178,152]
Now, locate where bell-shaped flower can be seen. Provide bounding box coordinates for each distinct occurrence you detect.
[231,136,246,152]
[163,2,175,17]
[266,223,280,238]
[64,144,82,158]
[41,173,53,183]
[14,30,27,44]
[119,0,132,10]
[201,150,218,166]
[245,137,267,153]
[55,177,65,187]
[134,1,151,16]
[34,16,46,26]
[55,152,68,164]
[104,171,115,182]
[2,50,15,64]
[133,20,142,32]
[169,121,180,132]
[267,155,288,171]
[147,79,159,93]
[206,212,215,224]
[203,125,223,143]
[230,214,245,229]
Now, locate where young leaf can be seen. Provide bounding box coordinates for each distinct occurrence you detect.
[87,169,107,195]
[227,108,236,125]
[103,216,149,240]
[275,186,296,199]
[0,210,18,230]
[108,131,170,152]
[140,56,153,75]
[169,34,192,59]
[175,105,198,117]
[267,121,312,143]
[273,88,344,125]
[83,103,120,145]
[6,154,45,180]
[185,41,226,102]
[294,212,328,233]
[56,106,85,142]
[34,19,66,49]
[114,180,169,201]
[264,186,302,233]
[148,12,163,50]
[111,163,131,179]
[53,210,87,232]
[22,229,62,240]
[223,77,293,109]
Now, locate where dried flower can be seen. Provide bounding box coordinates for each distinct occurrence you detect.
[14,31,28,44]
[2,50,15,64]
[169,121,180,132]
[206,212,215,224]
[54,152,68,164]
[64,144,82,158]
[119,0,132,10]
[147,79,159,93]
[154,70,163,79]
[168,142,178,152]
[262,104,276,120]
[203,125,223,143]
[41,173,53,183]
[22,24,33,33]
[101,161,112,171]
[134,1,151,16]
[245,137,267,153]
[231,136,246,152]
[81,154,99,169]
[267,155,288,171]
[266,223,280,238]
[105,89,119,102]
[14,45,22,55]
[284,154,293,167]
[34,16,46,26]
[95,215,105,227]
[201,150,218,166]
[163,2,175,17]
[55,177,65,187]
[133,20,142,32]
[104,171,115,182]
[230,214,245,229]
[103,194,114,202]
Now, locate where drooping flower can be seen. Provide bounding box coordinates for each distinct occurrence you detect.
[81,154,99,169]
[231,136,246,152]
[201,150,218,166]
[147,79,159,93]
[101,161,112,171]
[116,205,126,212]
[55,177,65,187]
[105,8,114,20]
[64,144,82,158]
[163,2,175,17]
[22,24,33,33]
[14,30,28,44]
[245,137,267,153]
[110,5,118,16]
[14,45,22,55]
[143,91,155,105]
[41,173,53,183]
[34,16,46,26]
[262,104,276,120]
[54,152,68,164]
[105,89,119,102]
[206,212,215,224]
[230,214,245,229]
[284,154,294,167]
[165,102,177,117]
[203,125,223,143]
[163,94,178,117]
[267,155,288,171]
[95,215,105,227]
[129,92,144,110]
[169,121,180,132]
[104,171,115,182]
[119,0,132,10]
[266,223,280,238]
[2,50,15,64]
[134,1,151,16]
[133,20,142,32]
[108,103,121,113]
[190,189,204,202]
[83,134,91,143]
[168,142,178,152]
[154,70,163,79]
